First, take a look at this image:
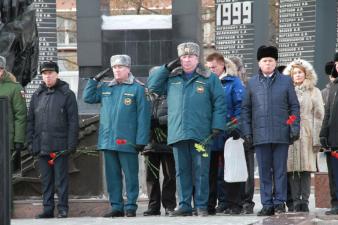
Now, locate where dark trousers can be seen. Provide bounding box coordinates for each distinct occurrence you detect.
[255,144,288,207]
[287,172,311,206]
[330,155,338,203]
[326,153,338,207]
[208,151,227,210]
[145,152,176,211]
[38,155,69,213]
[241,146,255,208]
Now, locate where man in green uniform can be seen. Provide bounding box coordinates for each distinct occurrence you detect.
[0,55,27,172]
[83,54,151,217]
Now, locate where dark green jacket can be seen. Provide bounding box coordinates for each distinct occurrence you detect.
[147,65,226,145]
[0,71,27,149]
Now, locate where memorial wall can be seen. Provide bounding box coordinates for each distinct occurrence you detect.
[215,0,255,75]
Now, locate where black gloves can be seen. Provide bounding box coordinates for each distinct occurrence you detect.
[92,68,110,81]
[135,145,145,153]
[229,129,241,140]
[320,137,329,148]
[243,135,253,148]
[290,133,300,144]
[212,129,221,137]
[165,58,181,72]
[14,142,24,152]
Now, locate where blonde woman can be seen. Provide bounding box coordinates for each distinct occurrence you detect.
[283,59,324,212]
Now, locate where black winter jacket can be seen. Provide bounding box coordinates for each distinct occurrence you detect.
[27,79,79,155]
[320,78,338,148]
[241,70,300,146]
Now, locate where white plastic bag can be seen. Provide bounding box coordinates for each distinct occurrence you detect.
[224,137,248,183]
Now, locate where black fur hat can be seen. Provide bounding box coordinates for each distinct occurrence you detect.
[40,61,59,74]
[257,45,278,61]
[325,61,334,75]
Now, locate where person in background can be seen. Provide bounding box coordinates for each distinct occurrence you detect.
[241,45,300,216]
[142,67,176,216]
[83,55,150,217]
[320,53,338,215]
[147,42,226,217]
[283,59,324,212]
[229,56,256,214]
[206,52,245,215]
[27,61,79,218]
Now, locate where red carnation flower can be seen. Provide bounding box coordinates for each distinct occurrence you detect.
[231,117,238,124]
[49,152,56,159]
[116,139,127,145]
[286,115,297,125]
[48,160,54,166]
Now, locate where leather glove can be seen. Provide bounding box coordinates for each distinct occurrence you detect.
[243,135,253,148]
[290,133,300,144]
[92,68,110,81]
[135,145,146,153]
[165,58,181,72]
[320,137,329,148]
[212,129,221,137]
[14,142,24,152]
[229,129,241,140]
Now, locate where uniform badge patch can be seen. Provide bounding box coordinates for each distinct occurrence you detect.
[124,97,132,105]
[196,85,205,93]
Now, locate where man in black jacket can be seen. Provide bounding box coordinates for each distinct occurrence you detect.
[143,69,176,215]
[27,61,79,219]
[320,53,338,215]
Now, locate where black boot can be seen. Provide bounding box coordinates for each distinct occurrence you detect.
[257,207,274,216]
[169,208,192,217]
[35,211,54,219]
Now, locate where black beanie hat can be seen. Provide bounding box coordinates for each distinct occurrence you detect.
[325,61,335,75]
[40,61,59,74]
[257,45,278,61]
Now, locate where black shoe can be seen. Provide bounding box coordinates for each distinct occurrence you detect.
[125,210,136,217]
[111,210,125,217]
[287,205,294,212]
[257,207,274,216]
[242,204,254,214]
[294,203,302,212]
[165,208,175,216]
[35,211,54,219]
[143,209,161,216]
[57,210,68,218]
[169,208,192,217]
[224,208,232,215]
[274,204,286,214]
[301,203,309,212]
[196,208,208,217]
[229,207,242,215]
[207,208,216,215]
[325,207,338,215]
[215,206,227,213]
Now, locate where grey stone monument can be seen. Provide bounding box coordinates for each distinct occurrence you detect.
[278,0,336,88]
[215,0,270,75]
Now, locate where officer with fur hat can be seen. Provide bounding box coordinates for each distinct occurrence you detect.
[241,45,300,216]
[27,61,79,218]
[147,42,226,217]
[320,53,338,215]
[0,55,27,172]
[83,54,150,217]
